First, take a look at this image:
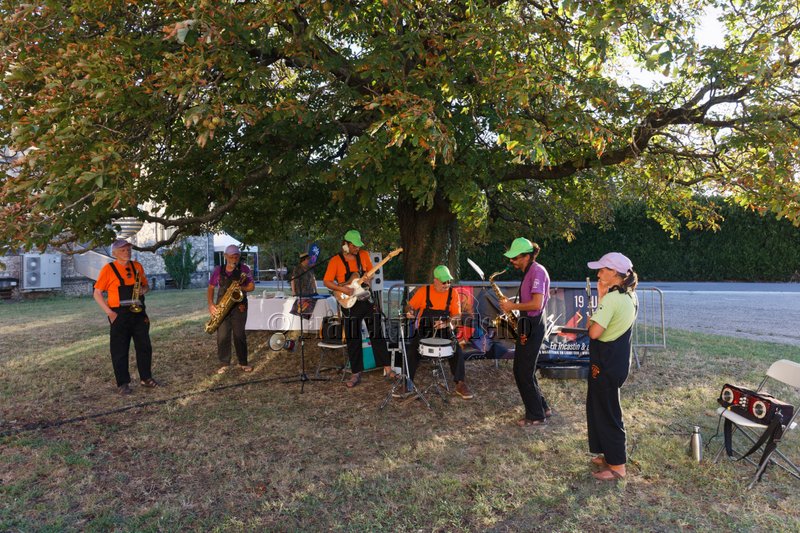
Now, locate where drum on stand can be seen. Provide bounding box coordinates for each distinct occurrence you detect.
[418,337,454,398]
[418,337,454,359]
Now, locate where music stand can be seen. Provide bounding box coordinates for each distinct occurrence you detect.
[280,260,328,392]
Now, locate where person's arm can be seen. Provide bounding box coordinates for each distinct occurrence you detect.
[588,293,613,339]
[500,293,543,313]
[323,258,354,296]
[405,288,422,318]
[588,321,606,340]
[207,285,217,315]
[134,263,150,295]
[597,279,610,302]
[358,251,375,283]
[240,265,255,292]
[290,267,298,295]
[93,288,117,323]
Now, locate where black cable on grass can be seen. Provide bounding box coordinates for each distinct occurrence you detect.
[0,374,294,438]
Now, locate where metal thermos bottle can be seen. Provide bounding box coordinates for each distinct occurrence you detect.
[689,426,703,462]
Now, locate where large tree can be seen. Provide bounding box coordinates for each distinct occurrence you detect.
[2,0,799,281]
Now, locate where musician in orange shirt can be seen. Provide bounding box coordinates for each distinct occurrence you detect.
[93,239,158,395]
[400,265,473,400]
[322,229,392,388]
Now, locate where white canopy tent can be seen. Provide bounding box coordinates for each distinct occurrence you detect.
[213,233,261,277]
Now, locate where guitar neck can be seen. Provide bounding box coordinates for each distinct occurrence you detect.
[361,255,392,280]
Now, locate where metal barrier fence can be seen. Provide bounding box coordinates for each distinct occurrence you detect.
[631,286,666,367]
[384,282,666,368]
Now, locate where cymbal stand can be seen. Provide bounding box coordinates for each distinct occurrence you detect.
[379,315,431,410]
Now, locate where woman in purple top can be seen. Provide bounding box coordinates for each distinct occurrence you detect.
[500,238,552,427]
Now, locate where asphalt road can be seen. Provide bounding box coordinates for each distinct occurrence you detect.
[641,282,800,347]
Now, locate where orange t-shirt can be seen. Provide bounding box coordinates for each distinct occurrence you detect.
[323,250,373,284]
[407,285,460,317]
[94,260,148,307]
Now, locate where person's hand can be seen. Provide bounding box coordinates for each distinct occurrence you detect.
[434,319,446,329]
[405,310,415,319]
[596,280,609,300]
[208,303,217,316]
[107,311,118,324]
[499,299,514,312]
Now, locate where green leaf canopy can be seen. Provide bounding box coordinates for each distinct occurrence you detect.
[2,1,799,280]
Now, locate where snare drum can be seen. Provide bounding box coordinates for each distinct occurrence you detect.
[419,337,454,359]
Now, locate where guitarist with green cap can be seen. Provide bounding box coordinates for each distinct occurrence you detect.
[323,229,393,388]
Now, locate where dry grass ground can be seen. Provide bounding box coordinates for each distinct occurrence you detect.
[1,289,799,532]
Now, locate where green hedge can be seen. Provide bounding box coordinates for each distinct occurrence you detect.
[458,202,800,282]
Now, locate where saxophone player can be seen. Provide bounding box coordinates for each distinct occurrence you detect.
[500,238,552,427]
[93,239,158,395]
[208,245,255,374]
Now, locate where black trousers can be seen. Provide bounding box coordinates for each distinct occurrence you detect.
[109,308,153,386]
[217,303,248,365]
[586,329,632,465]
[342,300,390,373]
[407,330,466,383]
[513,314,549,421]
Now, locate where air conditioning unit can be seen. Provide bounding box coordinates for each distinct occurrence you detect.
[22,253,62,290]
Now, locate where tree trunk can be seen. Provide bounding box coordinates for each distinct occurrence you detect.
[397,190,459,284]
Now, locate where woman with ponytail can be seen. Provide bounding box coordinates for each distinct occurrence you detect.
[585,252,638,480]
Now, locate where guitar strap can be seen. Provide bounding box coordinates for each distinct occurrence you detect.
[338,251,365,281]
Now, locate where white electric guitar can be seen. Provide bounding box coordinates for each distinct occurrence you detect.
[336,248,403,309]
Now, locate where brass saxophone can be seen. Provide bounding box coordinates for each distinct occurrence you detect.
[489,268,518,340]
[129,268,143,313]
[205,272,247,334]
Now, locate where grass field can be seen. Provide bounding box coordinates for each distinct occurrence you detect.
[1,289,799,532]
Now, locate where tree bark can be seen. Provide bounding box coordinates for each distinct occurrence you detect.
[397,190,460,284]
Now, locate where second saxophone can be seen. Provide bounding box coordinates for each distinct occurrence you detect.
[205,272,247,334]
[489,268,519,340]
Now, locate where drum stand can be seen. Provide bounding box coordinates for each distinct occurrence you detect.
[380,316,431,410]
[420,349,452,403]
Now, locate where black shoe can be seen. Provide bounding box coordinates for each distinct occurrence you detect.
[118,384,132,395]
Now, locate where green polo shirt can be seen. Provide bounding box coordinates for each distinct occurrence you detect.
[590,290,638,342]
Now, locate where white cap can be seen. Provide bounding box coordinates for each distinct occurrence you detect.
[587,252,633,275]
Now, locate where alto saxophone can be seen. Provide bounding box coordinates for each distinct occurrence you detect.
[129,268,143,313]
[489,268,519,340]
[205,272,247,334]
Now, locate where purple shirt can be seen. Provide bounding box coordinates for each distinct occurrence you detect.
[520,261,550,317]
[209,263,253,287]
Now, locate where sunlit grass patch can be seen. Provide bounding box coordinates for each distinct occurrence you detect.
[1,292,799,530]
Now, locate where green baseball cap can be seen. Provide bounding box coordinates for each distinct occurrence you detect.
[503,237,534,258]
[433,265,454,282]
[343,229,364,247]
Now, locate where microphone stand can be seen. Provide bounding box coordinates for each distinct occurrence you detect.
[281,255,330,392]
[380,313,431,410]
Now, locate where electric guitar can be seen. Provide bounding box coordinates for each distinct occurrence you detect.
[335,248,403,309]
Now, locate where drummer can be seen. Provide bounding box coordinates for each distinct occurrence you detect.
[401,265,473,399]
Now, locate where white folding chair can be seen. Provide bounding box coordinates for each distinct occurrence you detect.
[713,359,800,488]
[315,341,347,379]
